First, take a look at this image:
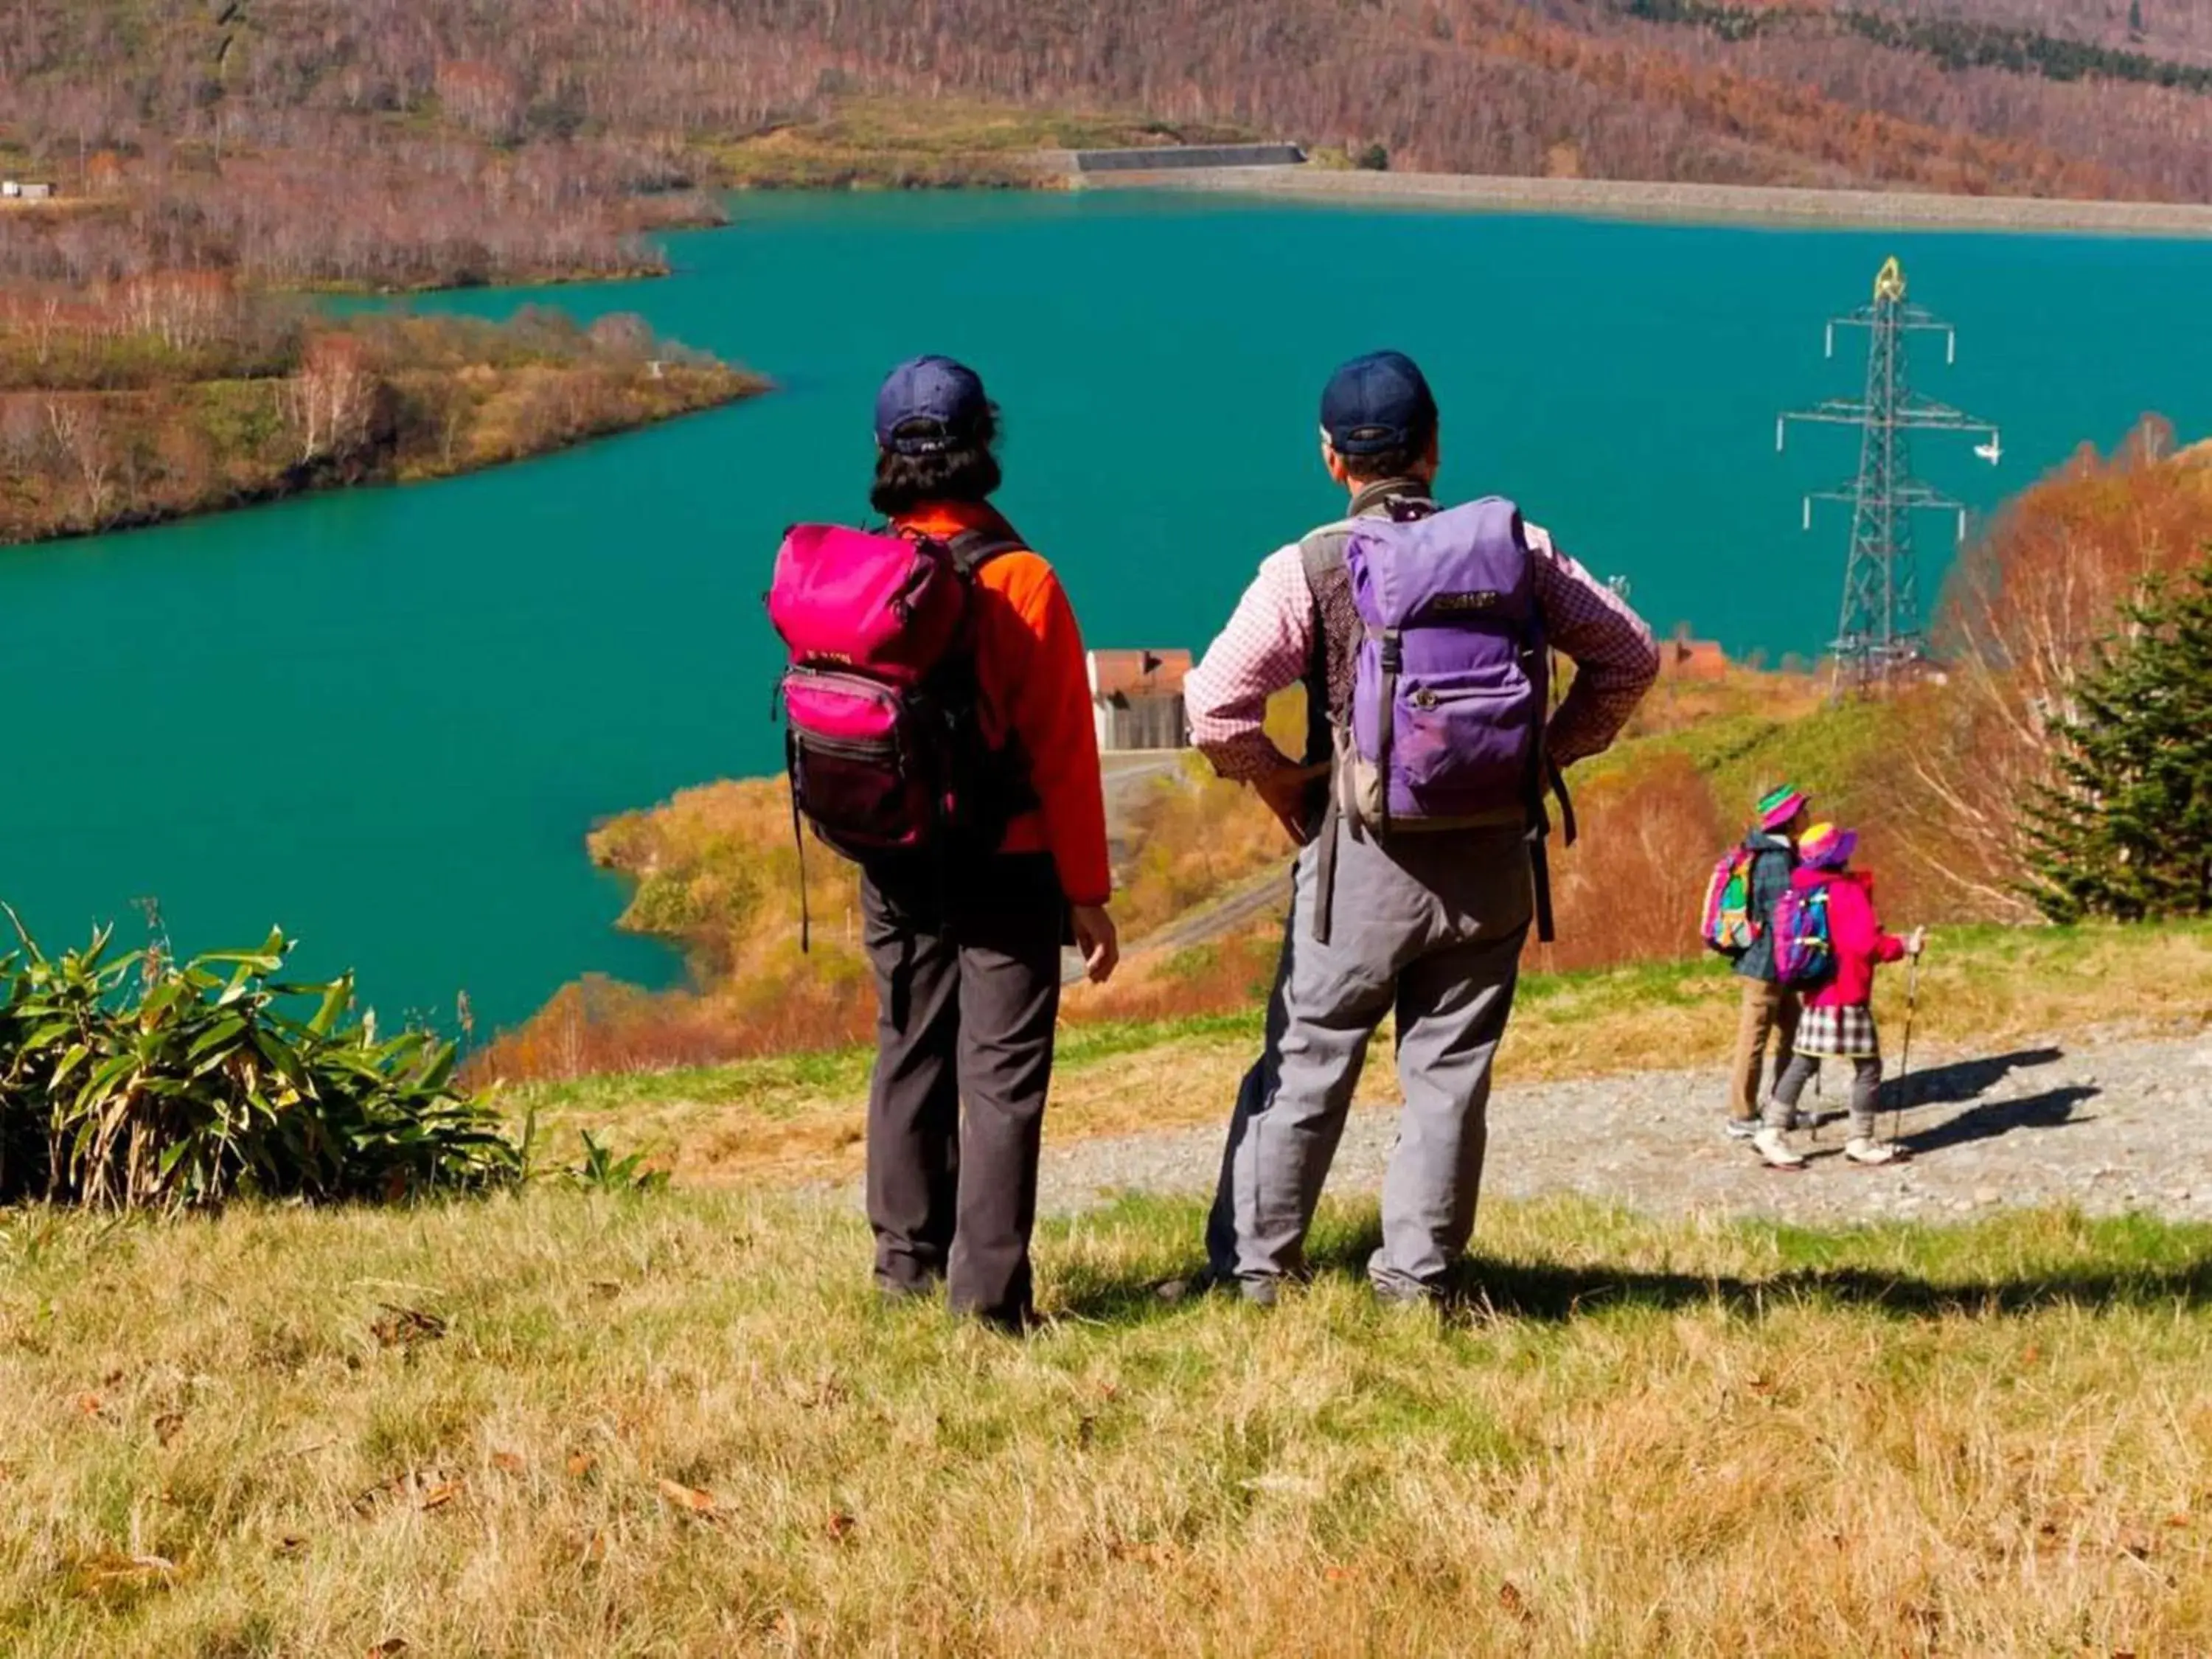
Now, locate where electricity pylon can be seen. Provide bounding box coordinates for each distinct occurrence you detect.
[1777,257,2001,692]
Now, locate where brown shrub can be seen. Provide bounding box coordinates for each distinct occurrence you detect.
[1532,749,1727,975]
[1064,928,1286,1028]
[1111,759,1287,939]
[465,966,877,1085]
[1869,421,2212,919]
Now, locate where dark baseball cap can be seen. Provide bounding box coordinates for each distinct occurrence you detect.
[874,355,991,455]
[1320,350,1438,457]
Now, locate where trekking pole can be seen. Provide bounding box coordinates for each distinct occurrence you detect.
[1808,1063,1821,1145]
[1891,948,1921,1152]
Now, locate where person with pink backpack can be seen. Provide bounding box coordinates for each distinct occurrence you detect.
[768,355,1118,1330]
[1752,823,1926,1170]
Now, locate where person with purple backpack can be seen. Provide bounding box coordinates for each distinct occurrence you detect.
[1183,351,1660,1304]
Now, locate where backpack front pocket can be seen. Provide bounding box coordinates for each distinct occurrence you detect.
[1380,666,1538,813]
[782,670,933,851]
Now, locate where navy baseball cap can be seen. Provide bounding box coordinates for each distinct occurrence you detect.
[874,355,990,455]
[1320,350,1438,457]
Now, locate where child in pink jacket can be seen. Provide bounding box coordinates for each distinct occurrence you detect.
[1754,824,1924,1169]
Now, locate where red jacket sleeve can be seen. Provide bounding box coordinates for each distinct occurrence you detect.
[973,554,1113,907]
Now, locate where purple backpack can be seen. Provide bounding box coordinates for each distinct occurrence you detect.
[1340,497,1546,826]
[1770,879,1837,987]
[1303,496,1568,941]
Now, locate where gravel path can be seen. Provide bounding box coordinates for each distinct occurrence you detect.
[1035,1030,2212,1225]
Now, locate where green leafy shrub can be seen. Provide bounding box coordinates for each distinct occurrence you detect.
[0,910,521,1209]
[568,1130,669,1196]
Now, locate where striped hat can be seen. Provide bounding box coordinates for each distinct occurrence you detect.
[1757,784,1810,832]
[1798,822,1859,871]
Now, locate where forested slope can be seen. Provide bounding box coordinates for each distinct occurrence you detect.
[5,0,2212,223]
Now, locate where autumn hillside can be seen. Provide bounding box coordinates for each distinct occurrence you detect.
[464,422,2212,1085]
[8,0,2212,283]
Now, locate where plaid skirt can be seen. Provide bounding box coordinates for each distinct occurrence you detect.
[1795,1002,1879,1060]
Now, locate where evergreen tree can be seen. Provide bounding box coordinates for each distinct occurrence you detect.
[2023,558,2212,922]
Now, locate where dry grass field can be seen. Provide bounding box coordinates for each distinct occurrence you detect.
[4,920,2208,1655]
[2,1192,2208,1655]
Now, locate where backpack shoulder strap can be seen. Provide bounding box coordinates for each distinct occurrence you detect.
[945,524,1029,577]
[1294,519,1359,947]
[1296,518,1357,737]
[1298,518,1354,592]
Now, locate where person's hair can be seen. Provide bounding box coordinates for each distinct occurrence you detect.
[1335,420,1438,486]
[869,403,1003,515]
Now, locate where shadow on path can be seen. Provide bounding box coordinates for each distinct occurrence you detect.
[1800,1048,2094,1157]
[1899,1085,2099,1157]
[1891,1047,2063,1109]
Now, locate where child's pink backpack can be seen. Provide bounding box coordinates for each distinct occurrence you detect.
[765,522,1027,869]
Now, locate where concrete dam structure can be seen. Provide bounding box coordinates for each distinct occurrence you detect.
[1058,143,1307,175]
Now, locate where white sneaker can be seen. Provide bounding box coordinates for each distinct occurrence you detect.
[1725,1118,1760,1141]
[1844,1138,1900,1166]
[1752,1127,1806,1170]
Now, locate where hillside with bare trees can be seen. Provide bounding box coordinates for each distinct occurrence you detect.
[4,0,2212,257]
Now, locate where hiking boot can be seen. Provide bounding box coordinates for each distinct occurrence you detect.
[1752,1126,1807,1170]
[1724,1117,1761,1142]
[1844,1137,1902,1166]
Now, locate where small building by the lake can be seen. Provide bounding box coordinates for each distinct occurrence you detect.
[1088,648,1191,752]
[1,180,56,201]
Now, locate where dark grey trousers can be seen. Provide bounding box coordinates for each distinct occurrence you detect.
[860,851,1064,1326]
[1206,821,1533,1301]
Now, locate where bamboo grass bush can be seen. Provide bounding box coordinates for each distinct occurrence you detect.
[0,908,519,1208]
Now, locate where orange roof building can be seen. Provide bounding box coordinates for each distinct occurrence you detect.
[1087,649,1191,751]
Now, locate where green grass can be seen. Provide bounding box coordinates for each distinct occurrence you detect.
[1589,693,1892,816]
[2,1189,2208,1654]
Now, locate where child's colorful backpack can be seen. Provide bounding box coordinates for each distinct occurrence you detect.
[1770,879,1837,987]
[1700,844,1761,956]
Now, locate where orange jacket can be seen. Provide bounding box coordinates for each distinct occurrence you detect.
[894,501,1112,908]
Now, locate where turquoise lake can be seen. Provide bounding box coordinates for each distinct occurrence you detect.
[6,190,2211,1030]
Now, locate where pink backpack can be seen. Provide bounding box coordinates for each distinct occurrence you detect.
[766,522,1029,873]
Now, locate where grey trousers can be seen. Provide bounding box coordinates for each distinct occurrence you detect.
[1770,1053,1883,1138]
[860,851,1064,1327]
[1205,821,1533,1301]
